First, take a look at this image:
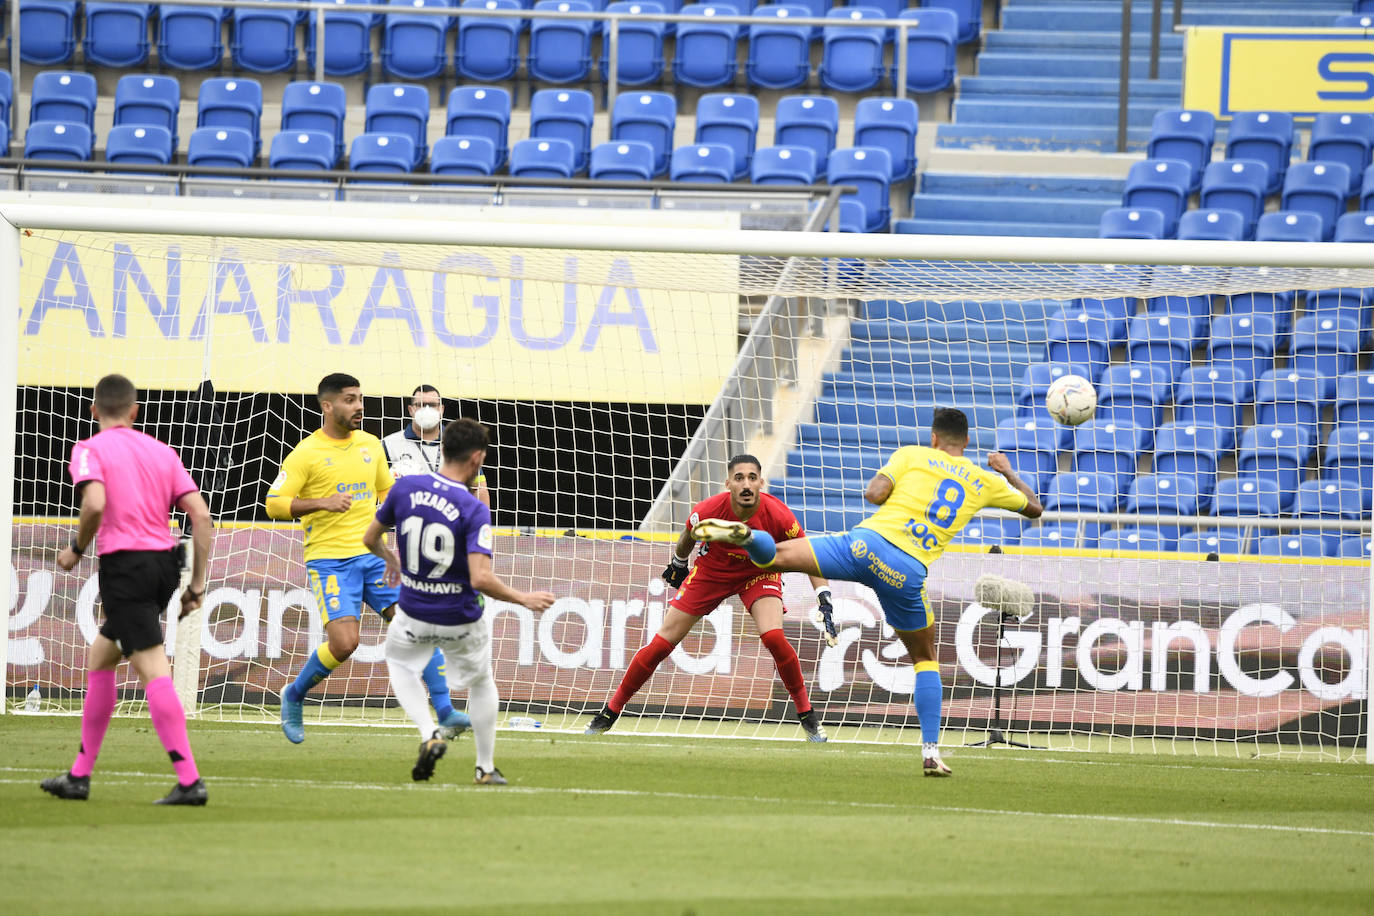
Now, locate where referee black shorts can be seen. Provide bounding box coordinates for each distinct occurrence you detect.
[97,549,180,656]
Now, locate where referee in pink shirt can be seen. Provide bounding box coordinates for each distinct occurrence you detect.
[41,374,214,806]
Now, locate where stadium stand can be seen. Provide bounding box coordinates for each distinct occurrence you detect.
[105,125,174,165]
[381,0,449,81]
[447,87,512,168]
[157,5,225,72]
[269,130,338,171]
[747,5,811,90]
[84,2,151,68]
[694,93,759,179]
[430,136,499,176]
[18,0,78,65]
[530,89,595,173]
[530,0,596,84]
[669,144,734,183]
[25,121,92,161]
[114,75,182,149]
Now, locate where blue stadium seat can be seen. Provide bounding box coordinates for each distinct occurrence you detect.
[158,5,225,71]
[1337,536,1373,559]
[696,93,759,179]
[1290,315,1361,380]
[589,140,655,180]
[751,145,816,184]
[509,136,578,178]
[232,5,298,73]
[924,0,979,44]
[1098,207,1165,240]
[820,7,886,93]
[1143,293,1210,339]
[1255,535,1326,558]
[282,81,347,164]
[1122,159,1192,237]
[1325,426,1374,505]
[1207,313,1276,382]
[1016,362,1092,424]
[1237,425,1315,509]
[347,134,415,175]
[994,417,1060,496]
[853,97,917,182]
[612,92,676,176]
[530,89,594,173]
[953,516,1026,547]
[1225,290,1295,338]
[1100,527,1168,552]
[1020,523,1086,550]
[530,0,595,83]
[828,147,892,232]
[1213,477,1282,524]
[1126,314,1195,384]
[1176,208,1244,241]
[1335,14,1374,26]
[1072,419,1146,495]
[1255,369,1324,430]
[84,2,150,67]
[1096,363,1170,431]
[269,129,337,171]
[381,0,449,80]
[669,143,734,183]
[1307,288,1372,345]
[448,87,511,168]
[1281,161,1351,241]
[105,125,173,165]
[1294,479,1364,556]
[600,1,667,85]
[24,121,91,161]
[1043,471,1115,544]
[836,201,868,237]
[1173,365,1250,440]
[187,126,254,168]
[365,83,431,167]
[1153,422,1227,496]
[306,2,374,77]
[0,73,9,146]
[1146,109,1215,190]
[1225,110,1293,195]
[113,75,181,149]
[1335,371,1374,427]
[775,96,840,173]
[1335,211,1374,241]
[457,0,522,82]
[18,0,77,65]
[747,5,811,90]
[1045,309,1114,380]
[1308,112,1374,195]
[1177,529,1243,555]
[1360,165,1374,212]
[1255,211,1323,243]
[430,136,497,175]
[30,71,97,129]
[1126,475,1200,540]
[895,8,957,93]
[1199,159,1269,239]
[198,78,263,159]
[673,3,740,88]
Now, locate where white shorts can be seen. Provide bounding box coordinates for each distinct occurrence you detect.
[385,607,492,690]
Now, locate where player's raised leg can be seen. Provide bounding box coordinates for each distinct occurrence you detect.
[746,592,826,742]
[586,607,700,734]
[692,521,822,577]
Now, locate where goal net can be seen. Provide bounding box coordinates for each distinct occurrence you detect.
[3,200,1371,762]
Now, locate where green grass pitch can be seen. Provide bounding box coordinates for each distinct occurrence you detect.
[2,716,1372,915]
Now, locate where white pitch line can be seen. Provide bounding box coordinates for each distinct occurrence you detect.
[4,767,1372,839]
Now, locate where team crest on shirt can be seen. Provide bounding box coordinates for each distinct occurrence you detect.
[851,539,868,560]
[785,522,801,538]
[362,450,372,463]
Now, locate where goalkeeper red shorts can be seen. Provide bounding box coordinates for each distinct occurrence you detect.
[668,568,784,617]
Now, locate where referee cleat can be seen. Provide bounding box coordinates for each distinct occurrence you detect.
[691,518,752,546]
[798,710,828,743]
[412,732,448,782]
[280,690,305,744]
[923,755,953,778]
[438,708,472,739]
[584,707,618,735]
[155,778,208,806]
[40,772,89,800]
[474,766,508,786]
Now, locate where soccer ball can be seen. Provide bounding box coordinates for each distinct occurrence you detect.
[1044,375,1097,426]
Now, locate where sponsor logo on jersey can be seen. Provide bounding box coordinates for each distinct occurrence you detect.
[851,539,868,560]
[478,524,494,551]
[270,471,287,491]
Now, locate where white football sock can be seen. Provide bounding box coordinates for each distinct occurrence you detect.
[468,672,499,772]
[388,659,437,740]
[923,742,941,758]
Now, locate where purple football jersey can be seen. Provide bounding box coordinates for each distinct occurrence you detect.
[375,472,493,625]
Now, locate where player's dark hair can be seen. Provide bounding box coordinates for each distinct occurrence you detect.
[442,418,489,463]
[317,373,361,404]
[930,407,969,443]
[411,384,440,400]
[727,454,762,474]
[93,374,136,417]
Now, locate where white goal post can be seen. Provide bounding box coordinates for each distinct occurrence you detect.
[1,198,1371,763]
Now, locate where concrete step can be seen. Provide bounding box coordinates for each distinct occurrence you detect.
[984,29,1184,52]
[1000,2,1349,31]
[953,98,1167,129]
[961,75,1182,102]
[919,172,1126,198]
[893,217,1101,238]
[851,318,1051,344]
[910,191,1117,223]
[977,53,1184,81]
[842,341,1043,376]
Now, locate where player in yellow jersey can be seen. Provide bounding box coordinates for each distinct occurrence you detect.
[693,407,1043,776]
[266,373,468,744]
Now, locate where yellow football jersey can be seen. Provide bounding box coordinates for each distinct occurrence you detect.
[266,430,394,561]
[857,445,1028,568]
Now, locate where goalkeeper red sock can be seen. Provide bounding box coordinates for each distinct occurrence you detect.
[608,635,674,714]
[760,628,811,715]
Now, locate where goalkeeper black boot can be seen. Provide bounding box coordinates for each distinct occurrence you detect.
[155,778,208,806]
[474,766,508,786]
[798,710,828,743]
[412,731,447,782]
[40,772,89,800]
[584,706,618,735]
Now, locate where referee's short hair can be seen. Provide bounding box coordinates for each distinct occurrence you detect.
[442,418,489,464]
[411,384,440,400]
[930,407,969,444]
[317,373,361,403]
[94,374,137,417]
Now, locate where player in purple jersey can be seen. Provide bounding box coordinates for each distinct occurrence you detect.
[364,419,555,785]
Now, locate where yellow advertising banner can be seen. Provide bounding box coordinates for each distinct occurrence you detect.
[1184,26,1374,117]
[17,231,739,403]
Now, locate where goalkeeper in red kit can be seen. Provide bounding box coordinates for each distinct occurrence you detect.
[585,454,833,741]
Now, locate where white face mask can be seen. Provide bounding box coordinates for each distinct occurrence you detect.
[413,406,441,431]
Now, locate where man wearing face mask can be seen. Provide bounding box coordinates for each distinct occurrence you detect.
[383,385,490,509]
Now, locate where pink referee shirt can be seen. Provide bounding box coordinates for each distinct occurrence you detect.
[69,427,199,556]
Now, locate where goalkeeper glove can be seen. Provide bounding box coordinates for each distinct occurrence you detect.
[815,587,838,647]
[663,555,689,588]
